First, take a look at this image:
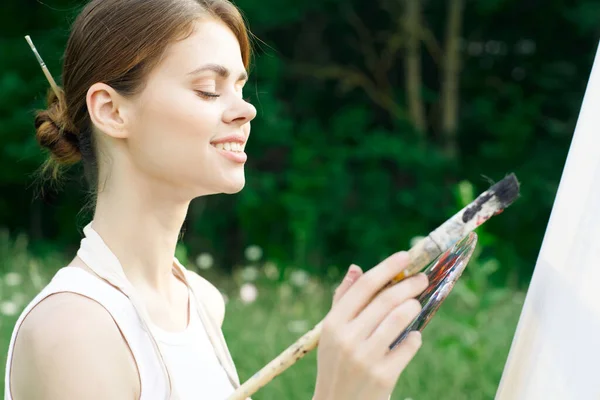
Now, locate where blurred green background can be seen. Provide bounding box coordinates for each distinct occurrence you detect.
[1,0,598,398]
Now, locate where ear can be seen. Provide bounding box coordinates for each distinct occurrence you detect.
[86,83,130,139]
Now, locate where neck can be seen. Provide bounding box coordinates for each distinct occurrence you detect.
[91,172,191,296]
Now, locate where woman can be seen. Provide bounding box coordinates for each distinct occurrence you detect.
[5,0,428,399]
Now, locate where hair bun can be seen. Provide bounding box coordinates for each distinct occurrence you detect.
[35,89,81,165]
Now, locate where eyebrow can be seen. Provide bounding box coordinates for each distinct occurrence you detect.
[187,63,248,82]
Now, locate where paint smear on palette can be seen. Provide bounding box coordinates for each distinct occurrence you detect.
[389,232,478,350]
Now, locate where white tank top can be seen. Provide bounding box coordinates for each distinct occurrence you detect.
[4,222,246,400]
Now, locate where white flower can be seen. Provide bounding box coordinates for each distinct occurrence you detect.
[287,319,309,334]
[1,301,18,316]
[4,272,23,287]
[239,283,258,304]
[11,292,28,307]
[263,261,279,280]
[290,269,309,288]
[195,253,214,270]
[244,245,263,262]
[240,266,259,282]
[221,292,229,305]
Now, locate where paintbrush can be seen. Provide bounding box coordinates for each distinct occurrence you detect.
[227,173,520,400]
[25,35,61,98]
[387,173,519,285]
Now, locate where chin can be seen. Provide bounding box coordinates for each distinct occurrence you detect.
[191,170,246,196]
[222,179,246,194]
[192,181,245,197]
[221,168,246,194]
[213,171,246,194]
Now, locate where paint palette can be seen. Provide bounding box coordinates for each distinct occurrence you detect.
[389,232,478,350]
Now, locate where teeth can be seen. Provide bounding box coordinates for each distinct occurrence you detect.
[213,142,245,153]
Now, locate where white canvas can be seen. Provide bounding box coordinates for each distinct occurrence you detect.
[495,42,600,400]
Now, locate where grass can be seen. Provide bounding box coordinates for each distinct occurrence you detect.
[219,266,524,400]
[0,231,525,399]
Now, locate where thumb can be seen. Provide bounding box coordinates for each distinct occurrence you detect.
[332,264,363,306]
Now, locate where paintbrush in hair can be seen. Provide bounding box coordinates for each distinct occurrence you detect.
[25,35,61,98]
[227,173,520,400]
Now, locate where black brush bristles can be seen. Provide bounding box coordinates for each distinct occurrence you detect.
[462,173,520,223]
[489,173,520,208]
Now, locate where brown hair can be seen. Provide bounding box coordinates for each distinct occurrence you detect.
[35,0,252,189]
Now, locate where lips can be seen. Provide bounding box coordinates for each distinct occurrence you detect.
[210,135,248,163]
[211,143,247,163]
[210,134,246,146]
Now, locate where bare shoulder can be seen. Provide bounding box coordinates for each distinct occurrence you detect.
[186,271,226,328]
[10,292,139,400]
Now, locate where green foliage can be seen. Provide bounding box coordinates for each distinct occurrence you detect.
[0,0,593,287]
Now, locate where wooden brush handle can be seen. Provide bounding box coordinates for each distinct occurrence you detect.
[227,321,325,400]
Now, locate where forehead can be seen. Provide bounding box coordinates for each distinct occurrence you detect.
[155,19,245,77]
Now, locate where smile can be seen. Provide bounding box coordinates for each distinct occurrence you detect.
[211,142,245,153]
[211,142,248,163]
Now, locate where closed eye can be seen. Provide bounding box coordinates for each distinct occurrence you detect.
[195,90,220,100]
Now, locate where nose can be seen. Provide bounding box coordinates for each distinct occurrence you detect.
[222,96,257,125]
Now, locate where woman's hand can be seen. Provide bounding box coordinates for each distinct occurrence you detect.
[313,252,428,400]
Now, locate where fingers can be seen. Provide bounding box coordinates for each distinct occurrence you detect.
[348,274,427,339]
[332,252,412,323]
[332,264,363,307]
[362,298,422,358]
[379,330,422,378]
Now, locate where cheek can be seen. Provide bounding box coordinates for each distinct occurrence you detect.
[145,89,217,140]
[130,90,220,177]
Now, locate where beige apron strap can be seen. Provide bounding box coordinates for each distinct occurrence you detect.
[77,222,180,400]
[172,261,242,390]
[78,221,247,399]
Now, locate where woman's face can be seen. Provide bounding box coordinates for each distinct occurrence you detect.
[124,19,256,198]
